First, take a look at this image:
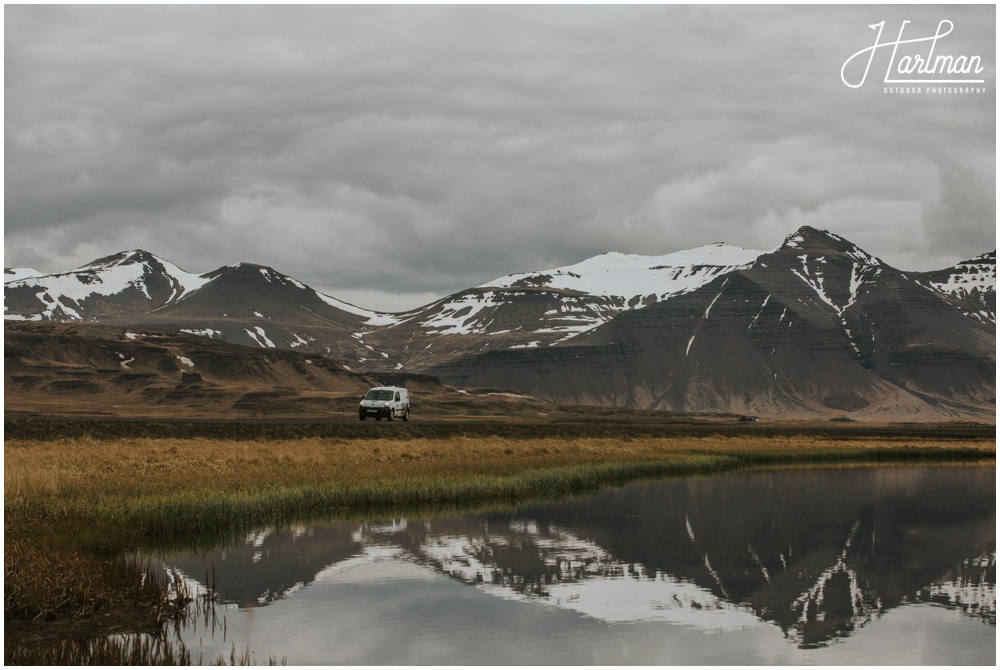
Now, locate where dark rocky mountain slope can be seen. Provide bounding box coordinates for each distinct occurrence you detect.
[425,228,995,420]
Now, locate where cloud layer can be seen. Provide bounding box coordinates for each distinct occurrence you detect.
[5,5,995,311]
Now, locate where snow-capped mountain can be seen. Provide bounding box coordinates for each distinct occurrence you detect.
[131,261,396,360]
[3,251,399,359]
[356,243,767,369]
[5,227,995,419]
[427,227,995,419]
[4,250,208,322]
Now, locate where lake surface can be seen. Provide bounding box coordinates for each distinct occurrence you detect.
[158,464,995,665]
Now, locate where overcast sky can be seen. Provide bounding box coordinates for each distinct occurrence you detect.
[5,4,996,311]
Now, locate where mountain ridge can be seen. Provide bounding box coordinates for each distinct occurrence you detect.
[5,227,993,328]
[5,226,995,420]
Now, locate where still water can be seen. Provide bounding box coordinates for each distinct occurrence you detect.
[159,465,995,665]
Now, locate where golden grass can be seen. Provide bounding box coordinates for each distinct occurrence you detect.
[6,433,992,547]
[9,432,983,500]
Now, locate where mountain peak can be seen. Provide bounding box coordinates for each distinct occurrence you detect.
[83,249,164,270]
[778,226,882,266]
[205,262,310,291]
[782,226,848,248]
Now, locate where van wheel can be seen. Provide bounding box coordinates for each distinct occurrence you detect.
[402,410,409,422]
[387,409,394,422]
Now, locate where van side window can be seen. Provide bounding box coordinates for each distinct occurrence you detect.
[395,392,400,401]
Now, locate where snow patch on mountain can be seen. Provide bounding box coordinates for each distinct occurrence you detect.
[927,253,995,299]
[4,268,44,283]
[784,233,884,316]
[245,326,276,348]
[401,244,766,343]
[915,252,996,324]
[180,328,222,339]
[289,333,312,348]
[485,243,763,300]
[418,291,504,335]
[314,291,404,327]
[791,255,842,314]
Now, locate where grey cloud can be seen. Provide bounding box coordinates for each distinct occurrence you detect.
[5,5,995,311]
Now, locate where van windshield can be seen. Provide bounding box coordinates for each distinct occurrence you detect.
[364,389,395,401]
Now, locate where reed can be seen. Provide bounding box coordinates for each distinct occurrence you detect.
[3,540,202,665]
[3,541,187,623]
[4,633,192,666]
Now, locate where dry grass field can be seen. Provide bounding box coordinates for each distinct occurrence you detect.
[8,431,991,499]
[7,424,993,544]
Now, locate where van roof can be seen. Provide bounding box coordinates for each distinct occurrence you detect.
[368,385,406,391]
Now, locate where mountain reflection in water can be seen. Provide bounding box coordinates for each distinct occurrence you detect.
[160,465,995,651]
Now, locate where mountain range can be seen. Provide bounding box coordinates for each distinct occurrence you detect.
[5,226,995,420]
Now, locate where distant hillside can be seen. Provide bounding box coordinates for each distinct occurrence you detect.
[4,322,610,421]
[4,322,373,419]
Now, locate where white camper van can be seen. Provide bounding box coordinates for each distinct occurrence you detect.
[359,386,410,421]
